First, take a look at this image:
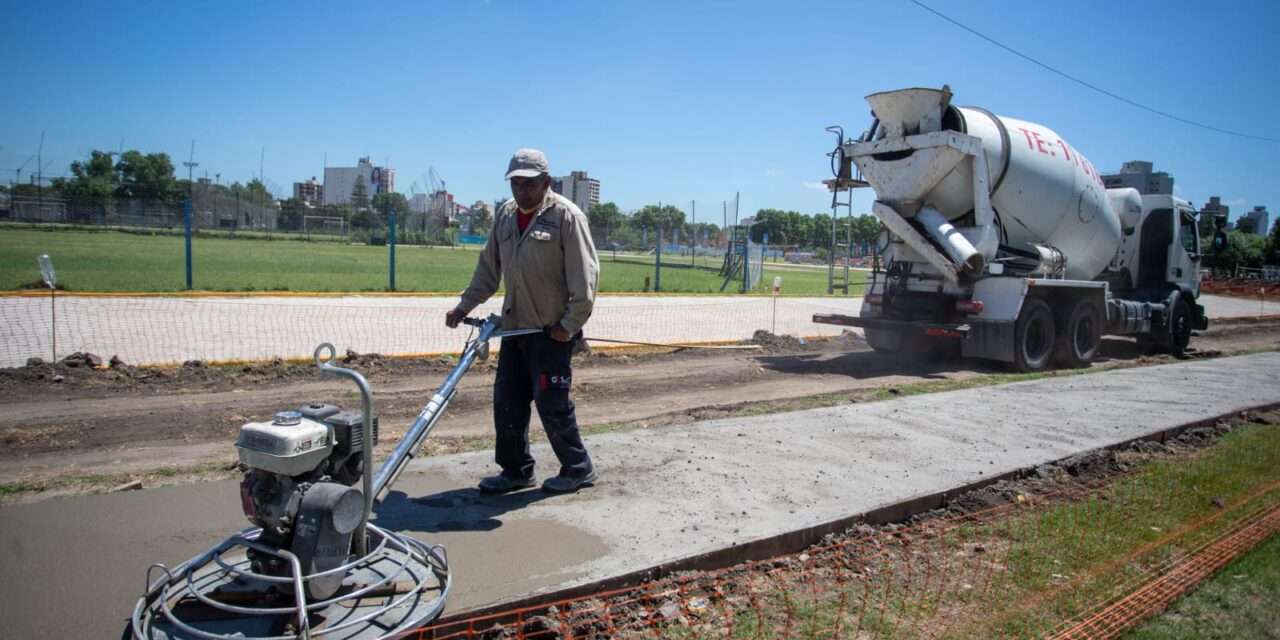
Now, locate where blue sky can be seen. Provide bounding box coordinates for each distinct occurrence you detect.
[2,0,1277,225]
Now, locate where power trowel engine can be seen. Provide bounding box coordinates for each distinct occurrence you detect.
[235,403,379,598]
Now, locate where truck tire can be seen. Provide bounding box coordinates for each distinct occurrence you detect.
[1054,299,1101,368]
[1167,295,1192,357]
[1013,298,1055,372]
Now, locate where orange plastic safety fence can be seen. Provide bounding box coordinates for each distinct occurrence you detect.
[1050,504,1280,639]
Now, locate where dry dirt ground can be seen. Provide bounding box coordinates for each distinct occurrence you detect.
[3,317,1279,498]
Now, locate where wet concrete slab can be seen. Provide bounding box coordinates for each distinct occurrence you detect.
[2,352,1278,638]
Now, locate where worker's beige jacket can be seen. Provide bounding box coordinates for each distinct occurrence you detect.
[457,191,599,334]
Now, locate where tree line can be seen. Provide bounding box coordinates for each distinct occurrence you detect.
[587,202,882,253]
[15,148,896,251]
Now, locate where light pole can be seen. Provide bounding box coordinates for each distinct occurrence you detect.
[183,140,199,196]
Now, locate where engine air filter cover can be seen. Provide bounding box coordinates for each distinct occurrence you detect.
[235,417,331,476]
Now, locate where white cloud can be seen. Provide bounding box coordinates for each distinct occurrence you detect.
[1224,197,1248,207]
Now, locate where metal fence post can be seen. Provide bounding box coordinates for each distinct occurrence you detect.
[39,255,56,362]
[389,206,397,292]
[655,225,663,292]
[184,198,193,290]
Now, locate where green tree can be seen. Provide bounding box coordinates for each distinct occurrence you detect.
[115,151,179,202]
[62,150,120,209]
[350,175,370,212]
[1266,219,1280,265]
[244,178,272,202]
[808,213,832,248]
[631,204,686,245]
[686,221,721,247]
[1216,230,1267,273]
[850,214,881,247]
[372,191,410,232]
[471,204,493,234]
[588,202,625,240]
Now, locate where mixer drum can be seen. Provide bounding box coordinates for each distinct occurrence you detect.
[917,104,1123,281]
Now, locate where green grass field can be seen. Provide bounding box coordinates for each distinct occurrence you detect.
[1124,531,1280,639]
[0,226,862,295]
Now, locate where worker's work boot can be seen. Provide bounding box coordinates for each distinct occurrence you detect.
[478,473,536,494]
[541,470,598,494]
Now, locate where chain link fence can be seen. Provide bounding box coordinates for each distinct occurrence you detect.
[0,294,862,368]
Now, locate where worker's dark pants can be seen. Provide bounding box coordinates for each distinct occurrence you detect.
[493,332,593,480]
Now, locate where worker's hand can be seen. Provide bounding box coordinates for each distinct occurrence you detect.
[548,324,573,342]
[445,308,466,329]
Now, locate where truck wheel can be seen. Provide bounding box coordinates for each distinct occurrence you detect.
[1054,299,1101,368]
[1167,296,1192,357]
[1014,298,1055,372]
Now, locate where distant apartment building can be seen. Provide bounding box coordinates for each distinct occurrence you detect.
[1199,196,1229,236]
[552,170,600,214]
[293,177,324,206]
[1241,205,1270,236]
[323,157,395,206]
[409,192,431,214]
[1101,161,1174,195]
[409,189,456,227]
[1201,196,1229,223]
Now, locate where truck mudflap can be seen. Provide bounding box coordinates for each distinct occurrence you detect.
[811,313,969,339]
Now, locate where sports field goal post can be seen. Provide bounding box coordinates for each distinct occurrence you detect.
[304,215,347,239]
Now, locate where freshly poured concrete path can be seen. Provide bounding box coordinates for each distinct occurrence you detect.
[3,353,1280,638]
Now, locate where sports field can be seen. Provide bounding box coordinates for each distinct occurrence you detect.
[0,227,862,295]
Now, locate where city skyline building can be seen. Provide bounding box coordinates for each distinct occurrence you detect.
[552,170,600,214]
[1101,160,1174,196]
[322,157,395,206]
[1241,205,1270,236]
[292,177,324,206]
[1200,195,1229,237]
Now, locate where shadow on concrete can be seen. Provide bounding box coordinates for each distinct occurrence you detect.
[372,486,555,533]
[760,334,1199,379]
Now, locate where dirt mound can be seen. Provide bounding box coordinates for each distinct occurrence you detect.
[0,352,463,396]
[751,329,806,352]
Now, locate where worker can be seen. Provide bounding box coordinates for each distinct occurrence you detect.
[446,148,600,494]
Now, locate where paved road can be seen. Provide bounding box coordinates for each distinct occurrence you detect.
[2,352,1277,638]
[1,293,1275,368]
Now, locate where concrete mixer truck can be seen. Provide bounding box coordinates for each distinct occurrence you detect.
[813,86,1206,371]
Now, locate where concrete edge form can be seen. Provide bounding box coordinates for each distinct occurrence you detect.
[435,399,1280,627]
